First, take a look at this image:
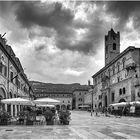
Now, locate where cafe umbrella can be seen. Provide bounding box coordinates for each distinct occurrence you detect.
[33,98,60,105]
[109,102,129,107]
[1,97,34,106]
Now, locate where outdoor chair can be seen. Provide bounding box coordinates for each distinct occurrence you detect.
[10,117,19,125]
[34,115,46,125]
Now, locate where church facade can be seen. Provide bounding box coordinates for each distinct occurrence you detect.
[92,29,140,109]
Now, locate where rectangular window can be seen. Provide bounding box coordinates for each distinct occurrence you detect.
[10,71,13,82]
[113,43,116,50]
[15,76,18,86]
[112,93,115,102]
[0,62,3,73]
[4,65,7,77]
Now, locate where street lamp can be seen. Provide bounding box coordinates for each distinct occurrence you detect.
[89,86,94,116]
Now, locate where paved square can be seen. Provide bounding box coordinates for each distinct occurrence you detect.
[0,111,140,139]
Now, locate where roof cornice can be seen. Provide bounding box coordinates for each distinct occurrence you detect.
[92,46,136,78]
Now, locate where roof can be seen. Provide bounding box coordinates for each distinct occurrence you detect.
[30,81,89,94]
[92,46,136,79]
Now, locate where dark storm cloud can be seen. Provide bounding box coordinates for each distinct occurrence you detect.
[0,1,12,15]
[13,1,104,54]
[56,20,104,54]
[106,1,140,30]
[15,1,74,31]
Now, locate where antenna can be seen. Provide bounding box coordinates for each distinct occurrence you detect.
[1,32,6,38]
[111,16,113,29]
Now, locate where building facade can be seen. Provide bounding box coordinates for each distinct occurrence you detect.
[31,81,89,110]
[92,29,140,109]
[0,34,34,116]
[31,82,75,110]
[72,88,89,109]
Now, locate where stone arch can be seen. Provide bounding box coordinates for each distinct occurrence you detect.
[119,98,126,103]
[0,87,6,111]
[61,104,66,110]
[56,104,60,110]
[98,102,102,108]
[0,87,6,99]
[0,84,7,98]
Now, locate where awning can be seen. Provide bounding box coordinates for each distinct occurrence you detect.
[33,98,60,105]
[129,101,140,106]
[1,97,34,106]
[109,102,129,107]
[36,104,55,108]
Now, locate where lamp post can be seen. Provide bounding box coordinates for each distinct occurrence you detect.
[90,87,94,116]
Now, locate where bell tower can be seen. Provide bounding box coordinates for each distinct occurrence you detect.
[105,28,120,65]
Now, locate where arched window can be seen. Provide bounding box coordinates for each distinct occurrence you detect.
[122,57,126,69]
[119,88,122,95]
[108,68,110,77]
[123,88,125,94]
[112,65,115,75]
[117,62,120,72]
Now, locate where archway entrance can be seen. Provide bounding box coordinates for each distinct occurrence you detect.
[56,105,60,111]
[67,104,71,110]
[98,102,102,108]
[119,98,126,103]
[61,104,66,110]
[105,95,107,107]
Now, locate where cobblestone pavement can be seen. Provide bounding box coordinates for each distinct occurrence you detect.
[0,111,140,139]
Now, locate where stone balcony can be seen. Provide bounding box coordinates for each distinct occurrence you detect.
[126,62,136,70]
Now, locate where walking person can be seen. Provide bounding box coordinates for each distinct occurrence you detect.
[104,107,107,117]
[95,107,98,116]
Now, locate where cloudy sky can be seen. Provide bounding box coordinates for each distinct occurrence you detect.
[0,1,140,84]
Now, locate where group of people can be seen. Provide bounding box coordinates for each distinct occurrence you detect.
[93,106,135,117]
[91,106,113,117]
[35,107,71,125]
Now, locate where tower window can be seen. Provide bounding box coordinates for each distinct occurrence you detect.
[122,57,126,69]
[123,88,125,94]
[113,35,115,40]
[113,43,116,50]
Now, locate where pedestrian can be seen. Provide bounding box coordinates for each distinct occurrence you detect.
[54,110,60,125]
[95,107,98,116]
[105,107,107,117]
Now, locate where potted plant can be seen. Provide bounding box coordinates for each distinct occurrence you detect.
[26,111,35,125]
[18,110,27,125]
[59,110,71,125]
[43,109,54,125]
[0,111,11,125]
